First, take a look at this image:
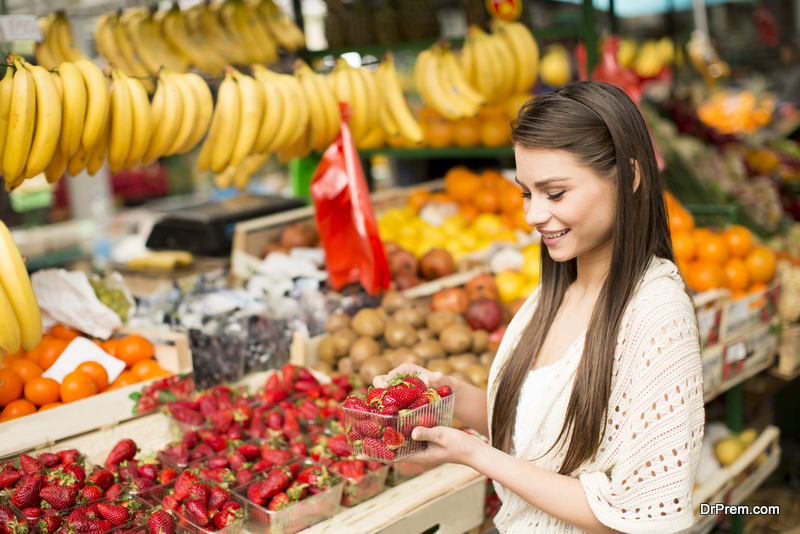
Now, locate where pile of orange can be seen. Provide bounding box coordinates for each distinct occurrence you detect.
[667,192,776,297]
[0,327,170,423]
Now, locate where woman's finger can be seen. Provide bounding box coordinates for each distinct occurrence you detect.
[427,371,444,387]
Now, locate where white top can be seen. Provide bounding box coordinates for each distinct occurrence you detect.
[487,257,705,534]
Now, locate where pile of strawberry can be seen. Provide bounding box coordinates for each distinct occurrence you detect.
[97,441,178,500]
[192,441,274,488]
[166,384,257,441]
[340,374,453,462]
[131,374,194,415]
[40,495,151,534]
[0,505,30,534]
[158,472,243,532]
[113,508,177,534]
[242,463,339,517]
[159,429,248,470]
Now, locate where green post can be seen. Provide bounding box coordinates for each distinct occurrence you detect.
[289,154,321,204]
[609,0,618,34]
[583,0,598,75]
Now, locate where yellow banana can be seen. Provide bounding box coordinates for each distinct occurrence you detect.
[109,11,154,92]
[164,72,199,156]
[34,16,60,69]
[23,61,63,178]
[311,69,340,150]
[468,26,499,103]
[58,61,88,159]
[265,73,308,153]
[233,152,269,189]
[0,219,42,352]
[329,64,352,134]
[277,123,312,162]
[0,67,15,178]
[142,72,182,166]
[251,66,284,154]
[95,12,136,77]
[459,37,475,85]
[120,9,160,76]
[229,69,264,166]
[377,89,400,139]
[67,140,90,176]
[87,112,111,175]
[75,59,110,151]
[493,21,539,94]
[214,165,237,189]
[215,1,254,64]
[141,13,190,73]
[181,73,213,153]
[346,65,370,142]
[414,49,464,120]
[51,72,63,101]
[0,281,22,356]
[432,47,480,116]
[123,74,153,169]
[162,6,224,77]
[439,47,485,109]
[205,68,241,172]
[380,52,424,145]
[488,33,517,100]
[238,0,279,64]
[107,69,133,174]
[359,68,379,135]
[54,14,87,62]
[44,143,68,183]
[3,59,37,185]
[258,0,305,51]
[295,61,328,153]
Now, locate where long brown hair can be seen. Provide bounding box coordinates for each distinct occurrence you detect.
[491,81,678,475]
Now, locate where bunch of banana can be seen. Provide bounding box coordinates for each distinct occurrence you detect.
[161,4,226,78]
[120,7,190,77]
[254,0,305,52]
[94,10,155,94]
[327,58,379,145]
[377,51,424,145]
[284,60,341,160]
[219,0,279,66]
[34,12,89,70]
[414,42,483,121]
[0,220,43,355]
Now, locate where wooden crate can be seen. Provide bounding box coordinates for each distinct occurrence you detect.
[0,328,192,459]
[701,343,723,397]
[718,278,781,344]
[694,289,731,349]
[775,322,800,377]
[721,319,780,383]
[230,181,444,285]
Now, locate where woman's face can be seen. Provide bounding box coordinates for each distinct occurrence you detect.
[515,147,617,263]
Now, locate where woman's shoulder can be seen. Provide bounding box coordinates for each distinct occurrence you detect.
[628,257,696,319]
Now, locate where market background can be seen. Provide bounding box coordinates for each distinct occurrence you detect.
[0,1,799,534]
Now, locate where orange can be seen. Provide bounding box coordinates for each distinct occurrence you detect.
[407,190,431,213]
[723,258,750,291]
[671,232,695,262]
[691,227,713,248]
[481,170,505,190]
[479,118,511,147]
[130,359,162,380]
[665,191,683,215]
[102,338,120,357]
[669,207,695,234]
[52,325,82,341]
[0,369,23,407]
[24,334,54,365]
[0,349,22,369]
[452,118,481,147]
[696,234,730,264]
[424,119,453,148]
[690,262,725,292]
[511,208,532,230]
[722,225,753,258]
[115,335,154,368]
[24,377,61,406]
[38,338,70,372]
[104,371,139,391]
[38,402,63,411]
[445,167,482,203]
[731,289,747,300]
[499,213,515,229]
[144,367,171,380]
[10,359,43,384]
[478,104,507,121]
[473,188,500,213]
[76,361,109,391]
[60,370,98,403]
[1,399,36,419]
[748,281,767,293]
[744,247,776,284]
[459,203,480,225]
[499,185,524,214]
[429,192,455,204]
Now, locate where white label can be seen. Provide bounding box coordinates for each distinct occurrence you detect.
[698,309,717,339]
[0,16,43,42]
[725,340,748,364]
[42,336,126,384]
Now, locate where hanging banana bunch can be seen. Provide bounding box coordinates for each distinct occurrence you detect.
[327,58,379,145]
[34,12,89,70]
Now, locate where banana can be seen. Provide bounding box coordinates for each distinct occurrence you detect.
[0,219,42,352]
[214,165,236,189]
[58,61,88,159]
[87,112,111,175]
[380,52,424,145]
[493,20,539,94]
[216,1,255,64]
[414,49,464,120]
[108,11,154,92]
[22,61,63,178]
[206,68,241,172]
[251,66,284,154]
[107,69,133,174]
[162,5,224,77]
[257,0,305,51]
[0,281,22,356]
[439,47,485,109]
[329,62,352,131]
[51,72,63,101]
[34,16,60,69]
[67,140,90,176]
[359,68,379,134]
[487,34,516,101]
[164,71,200,156]
[44,143,68,183]
[346,65,370,142]
[55,14,87,62]
[233,152,269,189]
[123,74,152,169]
[141,12,190,73]
[265,72,308,153]
[294,60,328,154]
[229,69,264,166]
[95,13,133,75]
[75,59,110,152]
[459,37,475,85]
[432,46,480,117]
[377,88,400,139]
[181,72,214,153]
[239,0,279,64]
[3,59,37,186]
[468,27,500,103]
[313,69,341,149]
[120,9,160,76]
[0,67,15,178]
[277,123,312,162]
[142,72,183,166]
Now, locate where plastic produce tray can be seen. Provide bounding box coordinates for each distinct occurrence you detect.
[341,463,389,507]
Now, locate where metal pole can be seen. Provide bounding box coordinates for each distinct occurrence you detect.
[609,0,617,35]
[583,0,598,75]
[692,0,709,37]
[292,0,304,33]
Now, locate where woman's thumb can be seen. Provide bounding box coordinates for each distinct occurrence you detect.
[411,427,428,441]
[428,371,444,386]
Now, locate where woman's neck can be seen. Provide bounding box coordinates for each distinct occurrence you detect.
[571,243,613,300]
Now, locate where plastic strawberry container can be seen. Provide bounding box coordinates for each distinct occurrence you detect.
[386,462,427,487]
[340,463,389,507]
[233,474,344,534]
[158,437,257,472]
[339,392,457,462]
[173,493,246,534]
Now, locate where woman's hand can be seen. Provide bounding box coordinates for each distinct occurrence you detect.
[399,426,489,468]
[372,363,447,389]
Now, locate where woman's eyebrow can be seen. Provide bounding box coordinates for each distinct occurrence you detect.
[515,176,572,188]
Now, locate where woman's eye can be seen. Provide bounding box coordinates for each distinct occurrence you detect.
[547,190,566,200]
[520,191,531,199]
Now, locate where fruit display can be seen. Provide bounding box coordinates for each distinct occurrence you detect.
[339,373,456,462]
[538,44,573,88]
[0,220,43,356]
[155,472,245,532]
[698,90,776,136]
[33,12,89,68]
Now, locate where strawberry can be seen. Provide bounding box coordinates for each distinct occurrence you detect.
[363,438,395,462]
[146,510,176,534]
[56,450,81,465]
[159,468,177,485]
[0,470,20,489]
[265,410,283,431]
[354,418,383,439]
[257,468,291,501]
[246,481,267,506]
[209,410,233,434]
[36,454,60,469]
[406,395,430,410]
[330,459,365,481]
[96,504,130,527]
[80,485,103,502]
[197,395,217,419]
[235,469,254,487]
[37,516,63,534]
[259,446,293,468]
[136,464,159,481]
[380,405,400,416]
[62,464,86,487]
[173,472,198,502]
[186,484,209,506]
[161,495,180,512]
[183,499,208,527]
[200,432,226,452]
[341,396,372,419]
[365,461,384,471]
[199,467,232,484]
[383,427,405,450]
[207,457,228,470]
[162,444,189,466]
[347,425,362,444]
[69,517,113,534]
[181,431,200,449]
[168,405,203,427]
[119,464,139,481]
[267,492,289,511]
[130,478,158,495]
[207,487,229,512]
[261,387,289,405]
[401,375,426,389]
[326,434,352,457]
[366,388,386,405]
[416,413,437,429]
[282,411,300,437]
[11,474,44,510]
[422,389,441,403]
[0,505,13,523]
[436,385,453,397]
[211,502,242,530]
[106,440,138,466]
[87,469,114,491]
[18,455,44,475]
[104,484,123,502]
[20,506,41,521]
[226,452,246,472]
[236,444,259,462]
[383,386,422,409]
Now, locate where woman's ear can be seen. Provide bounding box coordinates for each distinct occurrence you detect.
[630,158,641,193]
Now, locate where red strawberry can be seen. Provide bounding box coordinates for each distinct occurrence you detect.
[211,502,242,530]
[136,464,159,481]
[80,485,103,502]
[0,470,20,489]
[173,472,198,502]
[36,454,60,469]
[160,468,177,485]
[161,495,180,512]
[366,388,386,405]
[181,431,200,449]
[286,481,308,501]
[0,505,14,523]
[330,459,365,481]
[289,439,308,458]
[56,450,81,465]
[168,405,204,427]
[383,427,405,450]
[258,468,291,501]
[207,487,229,512]
[363,438,395,462]
[96,504,130,526]
[20,506,41,520]
[235,468,254,487]
[296,466,335,494]
[236,444,259,461]
[119,464,139,481]
[106,440,138,466]
[146,510,176,534]
[282,411,300,437]
[18,455,44,475]
[162,444,189,466]
[69,517,113,534]
[326,434,351,457]
[246,481,267,506]
[201,432,227,452]
[197,395,217,419]
[37,516,63,534]
[63,464,85,486]
[130,478,158,495]
[11,474,44,510]
[259,446,293,467]
[183,499,208,527]
[267,492,289,511]
[104,484,123,502]
[265,410,283,431]
[347,425,362,444]
[87,470,114,491]
[187,484,209,505]
[383,386,422,409]
[436,385,453,397]
[207,457,228,470]
[406,395,430,410]
[379,405,400,416]
[341,396,371,418]
[365,461,384,471]
[416,413,437,429]
[226,452,247,472]
[191,444,215,461]
[401,375,426,389]
[354,418,383,439]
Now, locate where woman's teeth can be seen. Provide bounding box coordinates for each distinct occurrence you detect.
[542,229,569,239]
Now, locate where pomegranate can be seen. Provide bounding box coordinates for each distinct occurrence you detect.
[394,273,421,290]
[465,273,499,301]
[466,298,502,332]
[432,288,470,315]
[388,249,419,277]
[419,248,455,280]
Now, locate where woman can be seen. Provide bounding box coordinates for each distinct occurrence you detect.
[374,81,705,534]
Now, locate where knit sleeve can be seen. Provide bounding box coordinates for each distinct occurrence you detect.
[579,288,705,534]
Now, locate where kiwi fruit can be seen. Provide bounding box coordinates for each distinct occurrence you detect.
[313,361,335,375]
[331,328,358,357]
[464,364,490,389]
[416,328,435,342]
[413,339,446,361]
[359,355,392,384]
[439,324,473,354]
[381,291,412,313]
[337,357,355,375]
[448,353,480,371]
[393,307,427,329]
[427,311,463,334]
[479,351,496,367]
[471,330,490,353]
[352,309,386,338]
[426,358,454,375]
[350,336,382,365]
[325,312,350,333]
[384,320,417,348]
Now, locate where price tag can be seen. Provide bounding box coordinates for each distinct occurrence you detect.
[486,0,523,22]
[724,339,747,364]
[0,16,43,42]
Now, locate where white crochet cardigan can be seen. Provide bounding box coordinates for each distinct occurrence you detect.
[487,257,705,534]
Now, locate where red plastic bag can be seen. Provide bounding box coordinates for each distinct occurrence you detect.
[310,110,391,295]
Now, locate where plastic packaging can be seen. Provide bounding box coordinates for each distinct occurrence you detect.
[340,463,389,507]
[387,462,426,487]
